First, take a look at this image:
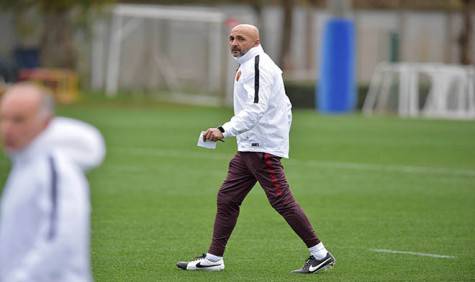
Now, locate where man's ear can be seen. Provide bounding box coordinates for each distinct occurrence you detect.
[42,115,53,130]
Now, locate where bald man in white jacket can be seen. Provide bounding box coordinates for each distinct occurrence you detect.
[177,24,335,274]
[0,83,105,282]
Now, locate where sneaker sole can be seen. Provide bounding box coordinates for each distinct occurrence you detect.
[176,263,225,272]
[196,267,224,272]
[187,266,224,272]
[312,260,335,274]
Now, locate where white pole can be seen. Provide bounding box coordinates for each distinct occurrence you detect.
[468,68,475,117]
[409,67,419,117]
[378,68,394,112]
[398,65,407,116]
[208,23,220,93]
[91,20,106,90]
[457,72,465,117]
[106,14,123,96]
[363,63,384,115]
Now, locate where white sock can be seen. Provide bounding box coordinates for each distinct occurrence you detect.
[206,253,223,262]
[309,243,328,260]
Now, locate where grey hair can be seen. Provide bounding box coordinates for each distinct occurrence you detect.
[38,89,55,117]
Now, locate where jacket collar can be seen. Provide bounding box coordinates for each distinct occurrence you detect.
[235,45,264,65]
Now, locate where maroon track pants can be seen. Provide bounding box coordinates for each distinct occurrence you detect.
[208,152,320,256]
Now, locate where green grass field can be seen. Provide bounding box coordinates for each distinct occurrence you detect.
[1,97,475,281]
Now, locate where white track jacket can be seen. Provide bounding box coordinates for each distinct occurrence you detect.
[221,45,292,158]
[0,117,105,282]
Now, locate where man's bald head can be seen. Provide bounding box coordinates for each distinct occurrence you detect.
[0,82,54,153]
[231,24,260,41]
[229,24,261,57]
[3,83,54,116]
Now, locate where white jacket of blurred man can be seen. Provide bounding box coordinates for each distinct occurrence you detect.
[0,83,105,282]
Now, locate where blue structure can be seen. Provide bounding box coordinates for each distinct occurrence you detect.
[317,18,356,113]
[14,47,40,69]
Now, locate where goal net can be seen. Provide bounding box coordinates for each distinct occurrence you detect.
[363,63,475,119]
[100,4,233,105]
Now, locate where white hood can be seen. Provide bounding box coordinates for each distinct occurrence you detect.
[11,117,106,172]
[44,117,106,172]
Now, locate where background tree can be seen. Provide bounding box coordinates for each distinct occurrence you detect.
[1,0,114,69]
[278,0,295,70]
[458,0,474,65]
[250,0,266,46]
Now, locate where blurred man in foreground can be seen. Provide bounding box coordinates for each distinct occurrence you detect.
[176,24,335,274]
[0,82,105,281]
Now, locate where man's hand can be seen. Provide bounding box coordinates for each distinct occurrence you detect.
[203,128,224,142]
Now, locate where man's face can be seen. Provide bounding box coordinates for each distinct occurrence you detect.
[229,27,258,57]
[0,90,48,153]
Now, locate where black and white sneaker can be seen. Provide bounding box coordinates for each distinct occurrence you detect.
[292,252,336,274]
[176,254,225,271]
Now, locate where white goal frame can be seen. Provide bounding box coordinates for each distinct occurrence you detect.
[363,62,475,119]
[103,4,232,105]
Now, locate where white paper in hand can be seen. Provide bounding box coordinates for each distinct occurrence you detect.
[197,131,217,149]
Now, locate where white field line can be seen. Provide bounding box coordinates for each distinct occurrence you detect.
[296,159,475,178]
[370,248,456,259]
[111,147,475,178]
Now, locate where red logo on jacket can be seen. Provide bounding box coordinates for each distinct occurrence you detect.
[235,70,241,81]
